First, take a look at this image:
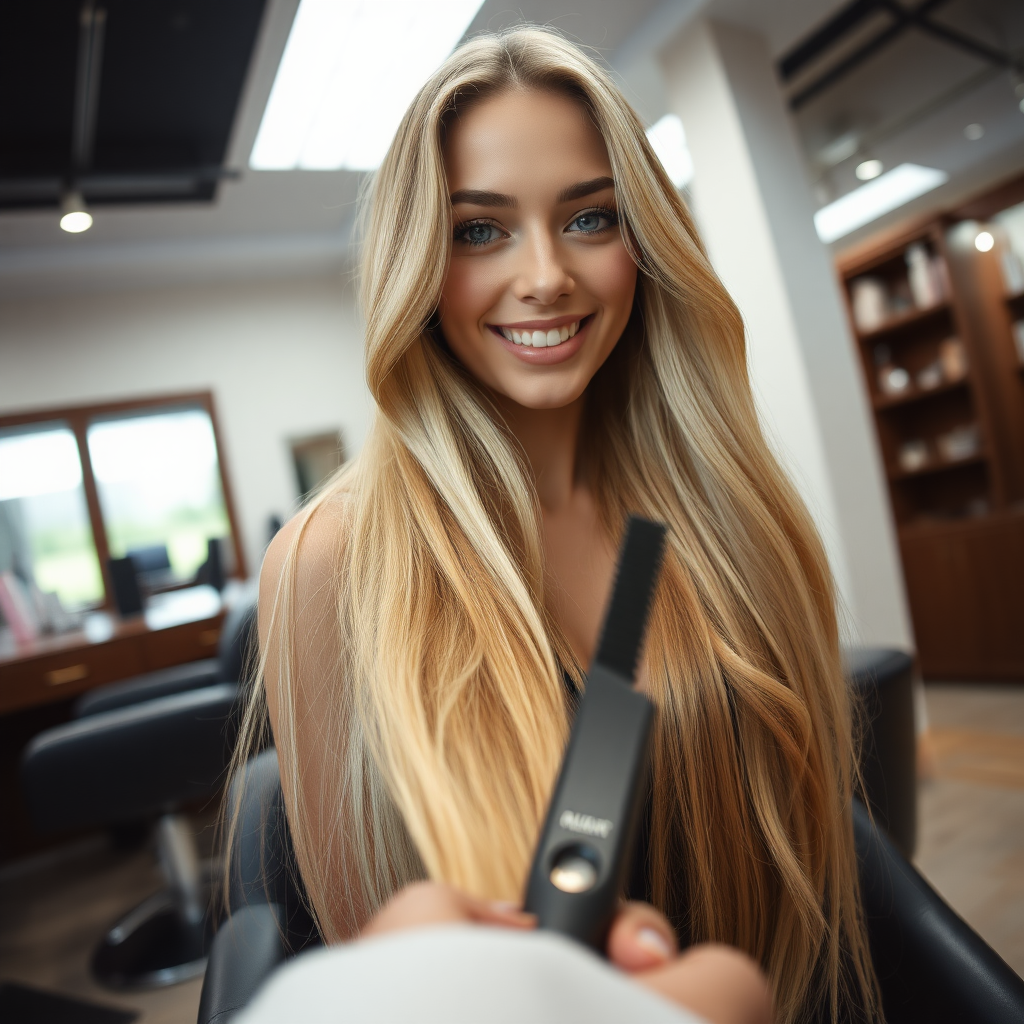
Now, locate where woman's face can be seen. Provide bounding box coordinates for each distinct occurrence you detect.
[439,88,638,410]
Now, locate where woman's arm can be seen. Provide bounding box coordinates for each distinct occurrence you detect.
[258,496,360,936]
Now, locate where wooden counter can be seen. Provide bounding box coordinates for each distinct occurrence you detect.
[0,586,229,715]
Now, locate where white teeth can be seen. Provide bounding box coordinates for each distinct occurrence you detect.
[498,319,583,348]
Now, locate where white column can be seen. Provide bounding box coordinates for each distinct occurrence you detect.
[660,18,913,649]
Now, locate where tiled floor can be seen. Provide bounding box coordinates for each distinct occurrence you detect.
[1,682,1021,1022]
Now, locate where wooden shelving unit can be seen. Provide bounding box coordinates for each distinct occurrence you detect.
[858,301,952,342]
[1007,292,1024,374]
[872,377,969,411]
[838,209,1024,680]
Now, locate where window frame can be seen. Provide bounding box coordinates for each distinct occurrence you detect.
[0,391,248,611]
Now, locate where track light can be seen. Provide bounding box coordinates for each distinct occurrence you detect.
[60,190,93,233]
[855,159,883,181]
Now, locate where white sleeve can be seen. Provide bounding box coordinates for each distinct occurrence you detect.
[237,923,710,1024]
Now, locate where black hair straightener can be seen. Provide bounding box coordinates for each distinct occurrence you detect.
[523,515,667,952]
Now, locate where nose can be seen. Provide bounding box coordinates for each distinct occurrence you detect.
[513,226,574,306]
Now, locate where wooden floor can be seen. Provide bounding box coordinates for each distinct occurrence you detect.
[915,683,1024,976]
[1,682,1021,1023]
[0,821,212,1024]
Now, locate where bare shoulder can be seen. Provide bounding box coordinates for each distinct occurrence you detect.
[258,491,352,727]
[259,493,350,625]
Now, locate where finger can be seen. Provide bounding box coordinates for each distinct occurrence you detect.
[635,943,772,1024]
[606,901,677,972]
[466,897,537,930]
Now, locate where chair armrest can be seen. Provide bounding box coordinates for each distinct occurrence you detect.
[74,659,220,717]
[854,799,1024,1023]
[198,903,288,1024]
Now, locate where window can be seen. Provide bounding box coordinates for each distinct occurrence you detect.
[0,393,245,616]
[88,407,232,580]
[0,424,103,610]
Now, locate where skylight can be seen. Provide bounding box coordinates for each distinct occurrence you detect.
[814,164,948,243]
[250,0,484,172]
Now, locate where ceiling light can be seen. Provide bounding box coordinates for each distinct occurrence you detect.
[250,0,485,172]
[855,159,883,181]
[646,114,694,190]
[814,164,948,244]
[964,123,984,140]
[59,190,93,233]
[974,231,994,252]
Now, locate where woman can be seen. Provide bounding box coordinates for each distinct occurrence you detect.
[236,25,878,1023]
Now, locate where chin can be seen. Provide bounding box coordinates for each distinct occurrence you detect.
[500,381,587,411]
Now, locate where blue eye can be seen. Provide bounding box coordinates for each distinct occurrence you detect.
[454,221,504,246]
[567,207,618,235]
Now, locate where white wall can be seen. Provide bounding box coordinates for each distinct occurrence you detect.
[660,19,913,648]
[0,275,369,575]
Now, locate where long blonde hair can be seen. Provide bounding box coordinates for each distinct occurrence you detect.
[232,26,878,1023]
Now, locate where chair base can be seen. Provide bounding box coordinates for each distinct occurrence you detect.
[92,887,214,989]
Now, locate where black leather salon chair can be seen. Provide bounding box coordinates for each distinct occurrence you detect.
[199,745,1024,1024]
[197,751,318,1023]
[853,799,1024,1023]
[20,589,258,990]
[844,647,917,858]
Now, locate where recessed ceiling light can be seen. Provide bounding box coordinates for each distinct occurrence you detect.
[646,114,694,190]
[250,0,485,172]
[964,123,984,140]
[974,231,994,252]
[855,159,883,181]
[814,164,948,243]
[59,191,93,233]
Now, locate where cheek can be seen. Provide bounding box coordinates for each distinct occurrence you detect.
[590,244,638,316]
[440,258,502,331]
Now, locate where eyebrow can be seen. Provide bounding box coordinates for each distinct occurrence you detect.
[448,176,615,208]
[557,176,615,203]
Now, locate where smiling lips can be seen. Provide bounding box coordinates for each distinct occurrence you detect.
[492,316,587,348]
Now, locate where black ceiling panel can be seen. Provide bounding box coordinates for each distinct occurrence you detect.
[0,0,267,208]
